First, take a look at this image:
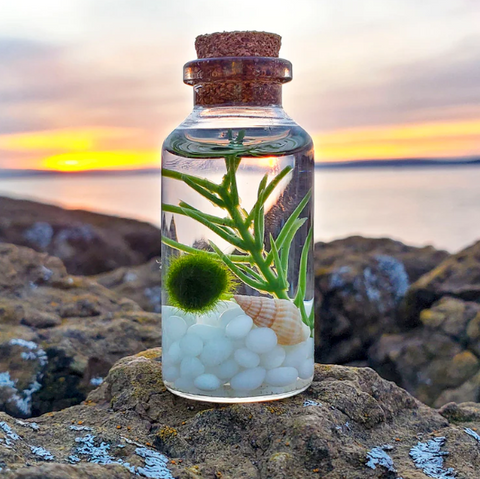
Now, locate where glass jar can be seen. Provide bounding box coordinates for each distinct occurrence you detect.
[161,32,314,402]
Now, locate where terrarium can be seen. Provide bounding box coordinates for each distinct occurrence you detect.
[161,31,314,402]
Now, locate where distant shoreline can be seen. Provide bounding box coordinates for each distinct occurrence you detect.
[1,157,480,178]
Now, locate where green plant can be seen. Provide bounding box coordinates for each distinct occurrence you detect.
[165,252,236,314]
[162,130,314,330]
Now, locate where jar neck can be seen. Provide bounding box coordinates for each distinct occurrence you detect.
[193,82,282,107]
[184,57,292,108]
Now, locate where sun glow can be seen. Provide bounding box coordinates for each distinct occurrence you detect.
[42,151,159,172]
[314,119,480,162]
[0,127,138,152]
[257,156,277,168]
[1,119,480,172]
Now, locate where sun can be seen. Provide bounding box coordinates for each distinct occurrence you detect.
[42,151,159,172]
[257,156,277,168]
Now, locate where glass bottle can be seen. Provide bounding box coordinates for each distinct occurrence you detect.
[161,32,314,402]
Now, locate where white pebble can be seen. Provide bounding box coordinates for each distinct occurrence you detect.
[188,323,224,341]
[230,367,266,391]
[265,367,298,387]
[197,311,220,326]
[181,312,197,328]
[260,346,286,369]
[161,305,176,319]
[200,338,233,367]
[298,359,314,379]
[219,307,244,328]
[283,342,309,368]
[163,365,179,382]
[245,328,277,354]
[179,334,203,357]
[165,341,182,364]
[174,376,194,391]
[163,315,188,341]
[180,357,205,378]
[216,359,240,380]
[194,374,221,391]
[225,315,253,339]
[234,348,260,368]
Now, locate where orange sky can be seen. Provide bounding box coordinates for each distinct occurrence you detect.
[1,1,480,172]
[1,119,479,172]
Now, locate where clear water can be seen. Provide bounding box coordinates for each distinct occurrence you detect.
[161,126,315,301]
[161,126,315,401]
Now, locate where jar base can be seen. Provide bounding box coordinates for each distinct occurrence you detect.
[165,380,312,403]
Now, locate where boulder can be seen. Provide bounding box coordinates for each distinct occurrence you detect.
[402,239,480,327]
[314,236,448,364]
[1,349,480,478]
[94,257,161,312]
[0,243,161,418]
[0,196,160,275]
[370,297,480,407]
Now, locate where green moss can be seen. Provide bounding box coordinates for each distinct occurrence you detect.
[165,252,235,314]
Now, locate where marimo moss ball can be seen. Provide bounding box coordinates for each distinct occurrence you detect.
[165,252,235,313]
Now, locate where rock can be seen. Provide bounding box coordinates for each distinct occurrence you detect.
[94,257,161,312]
[1,349,480,478]
[0,196,160,275]
[402,239,480,327]
[314,236,448,364]
[0,243,161,418]
[370,297,480,406]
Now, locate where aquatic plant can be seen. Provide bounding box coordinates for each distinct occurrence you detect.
[164,251,235,314]
[162,130,313,330]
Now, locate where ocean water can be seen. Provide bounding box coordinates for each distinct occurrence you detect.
[1,165,479,253]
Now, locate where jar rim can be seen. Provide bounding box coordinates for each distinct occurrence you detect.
[183,57,292,85]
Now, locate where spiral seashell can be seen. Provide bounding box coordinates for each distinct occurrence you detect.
[234,295,307,345]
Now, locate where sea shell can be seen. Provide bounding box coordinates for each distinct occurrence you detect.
[234,295,307,345]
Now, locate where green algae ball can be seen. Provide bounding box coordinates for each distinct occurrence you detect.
[165,252,235,314]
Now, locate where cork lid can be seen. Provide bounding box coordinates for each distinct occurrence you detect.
[195,31,281,59]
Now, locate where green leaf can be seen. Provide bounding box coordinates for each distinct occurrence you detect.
[257,173,268,198]
[162,236,252,263]
[269,234,288,290]
[254,205,265,248]
[235,263,265,283]
[175,206,245,250]
[265,191,311,265]
[209,241,269,292]
[225,155,240,205]
[163,203,235,227]
[162,168,222,194]
[235,130,246,144]
[183,176,225,207]
[279,217,307,273]
[246,165,293,226]
[294,225,313,307]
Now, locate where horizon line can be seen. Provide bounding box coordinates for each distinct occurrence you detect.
[1,156,480,177]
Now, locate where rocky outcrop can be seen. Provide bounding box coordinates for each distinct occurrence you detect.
[402,240,480,327]
[369,241,480,407]
[1,349,480,478]
[0,196,160,275]
[371,297,480,407]
[314,236,448,364]
[0,244,161,418]
[94,257,161,312]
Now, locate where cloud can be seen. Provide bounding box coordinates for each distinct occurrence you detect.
[292,35,480,131]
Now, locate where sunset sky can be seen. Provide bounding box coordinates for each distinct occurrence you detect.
[1,0,480,171]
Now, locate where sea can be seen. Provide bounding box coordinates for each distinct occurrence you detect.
[1,165,479,254]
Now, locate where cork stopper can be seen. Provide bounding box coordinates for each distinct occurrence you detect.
[195,31,281,59]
